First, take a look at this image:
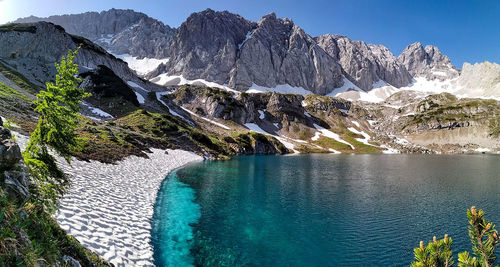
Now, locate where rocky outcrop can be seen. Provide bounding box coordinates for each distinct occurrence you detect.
[80,65,139,106]
[316,34,412,91]
[155,9,255,85]
[0,121,30,204]
[109,17,174,58]
[456,61,500,98]
[228,13,344,94]
[14,9,175,59]
[0,22,150,90]
[398,42,459,81]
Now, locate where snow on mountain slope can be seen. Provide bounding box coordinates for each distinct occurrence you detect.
[117,54,170,76]
[245,83,314,95]
[150,74,240,94]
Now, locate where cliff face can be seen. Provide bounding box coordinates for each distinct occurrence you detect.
[14,9,175,59]
[398,42,459,81]
[316,34,413,91]
[0,22,149,90]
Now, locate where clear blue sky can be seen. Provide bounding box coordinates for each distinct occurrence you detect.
[1,0,499,67]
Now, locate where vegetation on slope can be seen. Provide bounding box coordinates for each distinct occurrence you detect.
[1,49,109,266]
[0,188,109,266]
[406,93,500,135]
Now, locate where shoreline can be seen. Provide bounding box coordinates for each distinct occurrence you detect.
[7,125,207,267]
[54,148,202,266]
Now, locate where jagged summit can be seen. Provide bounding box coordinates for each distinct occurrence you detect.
[9,8,497,100]
[13,9,175,59]
[316,34,413,91]
[398,42,459,81]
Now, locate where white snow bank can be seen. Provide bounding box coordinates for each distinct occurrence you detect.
[126,81,147,92]
[135,92,145,104]
[238,30,253,49]
[55,149,201,266]
[245,83,313,95]
[347,127,375,147]
[258,110,265,119]
[127,81,147,104]
[151,74,240,95]
[82,102,113,119]
[155,92,193,125]
[12,133,202,266]
[117,54,170,76]
[326,77,363,96]
[244,123,268,134]
[181,107,230,130]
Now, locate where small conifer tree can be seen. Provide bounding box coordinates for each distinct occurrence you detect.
[23,48,90,212]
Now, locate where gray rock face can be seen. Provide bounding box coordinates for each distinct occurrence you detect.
[13,9,175,59]
[0,22,149,89]
[110,17,174,58]
[154,10,344,95]
[316,34,413,91]
[397,42,459,80]
[152,9,255,85]
[0,125,30,204]
[229,13,343,94]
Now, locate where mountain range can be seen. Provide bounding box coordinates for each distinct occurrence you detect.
[0,8,498,156]
[16,8,498,100]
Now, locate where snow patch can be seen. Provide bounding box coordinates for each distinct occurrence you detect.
[126,81,147,92]
[347,127,375,146]
[181,107,230,130]
[244,123,268,134]
[151,74,240,95]
[155,92,194,125]
[82,102,113,119]
[238,30,253,49]
[258,110,265,119]
[246,83,313,95]
[134,92,145,104]
[116,54,170,76]
[326,77,363,96]
[313,124,355,149]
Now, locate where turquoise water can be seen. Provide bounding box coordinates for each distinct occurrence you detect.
[152,154,500,266]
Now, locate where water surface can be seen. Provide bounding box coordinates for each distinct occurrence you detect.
[152,154,500,266]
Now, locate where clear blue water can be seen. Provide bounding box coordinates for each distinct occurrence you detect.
[152,154,500,266]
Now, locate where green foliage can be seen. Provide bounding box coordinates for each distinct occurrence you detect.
[0,81,29,101]
[23,48,90,212]
[0,23,37,33]
[458,207,500,267]
[0,61,39,94]
[411,235,453,267]
[411,207,499,267]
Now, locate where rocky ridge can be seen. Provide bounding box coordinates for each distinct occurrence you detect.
[398,42,459,81]
[14,8,459,96]
[0,22,150,91]
[14,9,175,59]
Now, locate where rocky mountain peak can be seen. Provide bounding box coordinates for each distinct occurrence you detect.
[398,42,459,80]
[316,34,412,91]
[13,9,173,59]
